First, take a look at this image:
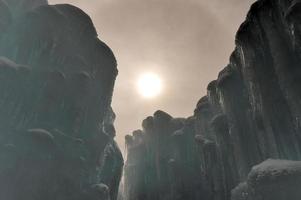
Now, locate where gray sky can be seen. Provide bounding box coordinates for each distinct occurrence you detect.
[49,0,255,151]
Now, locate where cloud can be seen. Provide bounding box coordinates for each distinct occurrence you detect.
[48,0,256,150]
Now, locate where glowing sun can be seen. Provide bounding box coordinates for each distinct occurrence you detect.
[137,73,162,98]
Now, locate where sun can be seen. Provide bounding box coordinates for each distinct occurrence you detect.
[137,73,162,98]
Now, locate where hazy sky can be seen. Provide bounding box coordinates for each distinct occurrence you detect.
[49,0,255,151]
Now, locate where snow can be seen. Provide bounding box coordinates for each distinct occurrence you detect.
[231,182,249,200]
[248,159,301,186]
[232,159,301,200]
